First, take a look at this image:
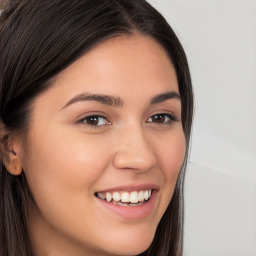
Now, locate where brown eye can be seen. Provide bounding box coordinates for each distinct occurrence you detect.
[147,113,177,124]
[81,115,110,126]
[151,114,166,123]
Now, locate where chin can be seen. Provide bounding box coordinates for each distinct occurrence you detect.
[98,228,155,256]
[105,242,152,256]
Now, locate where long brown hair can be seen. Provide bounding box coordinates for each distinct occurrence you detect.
[0,1,193,255]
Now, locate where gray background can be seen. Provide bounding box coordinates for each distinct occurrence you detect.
[148,0,256,255]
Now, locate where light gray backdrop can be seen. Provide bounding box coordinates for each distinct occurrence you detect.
[148,0,256,255]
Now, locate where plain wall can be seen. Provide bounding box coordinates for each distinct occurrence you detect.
[148,0,256,255]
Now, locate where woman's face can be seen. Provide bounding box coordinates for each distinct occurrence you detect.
[19,34,186,256]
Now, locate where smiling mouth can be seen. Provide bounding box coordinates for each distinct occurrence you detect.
[95,189,152,206]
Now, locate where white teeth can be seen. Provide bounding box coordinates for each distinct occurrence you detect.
[106,192,112,202]
[138,190,144,202]
[130,191,139,203]
[112,192,121,202]
[121,192,130,203]
[97,192,105,200]
[144,190,149,201]
[96,189,153,204]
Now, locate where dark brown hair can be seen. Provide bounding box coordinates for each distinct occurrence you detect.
[0,0,193,255]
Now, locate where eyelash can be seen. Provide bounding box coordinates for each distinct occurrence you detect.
[146,113,178,124]
[78,113,178,128]
[79,115,111,127]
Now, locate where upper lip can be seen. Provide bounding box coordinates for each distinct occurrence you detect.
[95,183,160,193]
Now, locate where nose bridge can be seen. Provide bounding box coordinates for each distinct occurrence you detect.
[113,123,157,171]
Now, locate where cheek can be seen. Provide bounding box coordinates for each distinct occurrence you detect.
[26,128,107,183]
[159,129,185,171]
[23,127,111,216]
[22,127,115,243]
[155,129,186,197]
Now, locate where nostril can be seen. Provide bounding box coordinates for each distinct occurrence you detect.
[113,145,156,171]
[112,150,156,172]
[112,129,157,171]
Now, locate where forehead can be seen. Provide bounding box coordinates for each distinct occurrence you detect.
[34,34,179,112]
[54,34,177,92]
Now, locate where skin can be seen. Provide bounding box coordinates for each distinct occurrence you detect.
[12,34,186,256]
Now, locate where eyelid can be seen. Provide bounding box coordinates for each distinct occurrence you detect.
[77,114,112,127]
[146,112,178,124]
[74,110,179,130]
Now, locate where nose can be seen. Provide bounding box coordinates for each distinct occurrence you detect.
[112,126,157,172]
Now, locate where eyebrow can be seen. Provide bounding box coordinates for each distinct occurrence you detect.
[150,91,181,104]
[61,93,123,109]
[61,91,180,110]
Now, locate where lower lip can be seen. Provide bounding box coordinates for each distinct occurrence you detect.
[95,190,157,220]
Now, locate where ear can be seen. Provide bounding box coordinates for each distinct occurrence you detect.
[0,122,23,176]
[2,150,23,176]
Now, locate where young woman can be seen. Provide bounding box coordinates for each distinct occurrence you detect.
[0,0,193,255]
